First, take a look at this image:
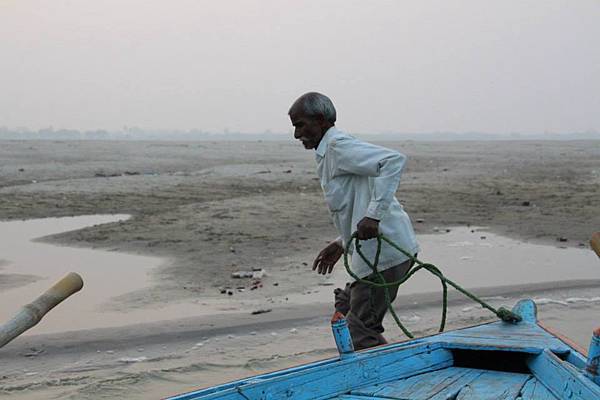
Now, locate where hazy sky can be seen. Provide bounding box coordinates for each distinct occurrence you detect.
[1,1,599,134]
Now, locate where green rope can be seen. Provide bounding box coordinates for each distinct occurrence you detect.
[343,233,521,339]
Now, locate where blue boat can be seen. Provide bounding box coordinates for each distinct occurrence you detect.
[166,299,600,400]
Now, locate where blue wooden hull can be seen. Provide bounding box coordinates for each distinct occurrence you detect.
[166,300,600,400]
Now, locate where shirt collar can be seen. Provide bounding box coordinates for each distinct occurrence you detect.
[315,126,340,159]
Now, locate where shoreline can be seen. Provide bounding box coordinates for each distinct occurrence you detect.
[3,277,599,356]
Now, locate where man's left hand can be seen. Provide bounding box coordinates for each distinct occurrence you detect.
[356,217,380,240]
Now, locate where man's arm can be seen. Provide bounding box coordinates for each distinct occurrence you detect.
[331,138,406,236]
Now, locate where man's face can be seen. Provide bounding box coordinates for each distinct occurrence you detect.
[290,112,327,150]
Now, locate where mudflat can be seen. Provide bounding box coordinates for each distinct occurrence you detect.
[0,139,599,399]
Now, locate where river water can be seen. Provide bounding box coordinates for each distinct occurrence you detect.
[0,215,167,334]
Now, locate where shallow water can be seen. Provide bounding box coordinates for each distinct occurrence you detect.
[0,215,167,334]
[280,226,600,305]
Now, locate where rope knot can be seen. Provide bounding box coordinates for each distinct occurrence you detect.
[496,307,522,324]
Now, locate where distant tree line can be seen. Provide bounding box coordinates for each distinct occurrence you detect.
[0,126,597,141]
[0,127,290,141]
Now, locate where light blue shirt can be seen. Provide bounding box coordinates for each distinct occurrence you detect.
[315,127,419,279]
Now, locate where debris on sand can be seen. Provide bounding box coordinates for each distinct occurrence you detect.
[22,347,45,357]
[250,279,263,290]
[251,309,272,315]
[95,172,120,178]
[118,356,148,363]
[231,271,253,278]
[231,269,266,279]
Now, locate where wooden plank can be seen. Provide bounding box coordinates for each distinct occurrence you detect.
[454,370,531,400]
[352,367,460,398]
[516,377,557,399]
[236,343,453,400]
[428,321,571,354]
[167,389,247,400]
[441,322,563,342]
[428,369,487,400]
[527,350,600,400]
[353,367,479,399]
[166,357,342,399]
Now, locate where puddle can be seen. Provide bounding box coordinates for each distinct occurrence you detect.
[398,226,600,294]
[0,215,167,334]
[281,226,600,304]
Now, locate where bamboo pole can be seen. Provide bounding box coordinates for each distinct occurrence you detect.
[591,232,600,258]
[0,272,83,349]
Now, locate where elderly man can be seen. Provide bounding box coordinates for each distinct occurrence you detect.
[289,92,419,350]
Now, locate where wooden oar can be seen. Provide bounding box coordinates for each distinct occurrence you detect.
[592,232,600,258]
[0,272,83,349]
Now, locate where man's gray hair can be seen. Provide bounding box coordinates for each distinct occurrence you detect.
[288,92,336,124]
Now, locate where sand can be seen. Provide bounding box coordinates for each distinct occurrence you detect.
[0,139,599,399]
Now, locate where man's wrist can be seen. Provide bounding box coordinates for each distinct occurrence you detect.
[366,200,388,220]
[365,216,380,222]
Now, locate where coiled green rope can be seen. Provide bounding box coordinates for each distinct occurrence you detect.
[343,233,522,339]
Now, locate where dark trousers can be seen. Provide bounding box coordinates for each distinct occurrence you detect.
[334,258,414,350]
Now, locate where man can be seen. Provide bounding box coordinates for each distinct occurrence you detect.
[289,92,419,350]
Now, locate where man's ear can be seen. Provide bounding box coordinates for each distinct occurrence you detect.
[316,114,330,130]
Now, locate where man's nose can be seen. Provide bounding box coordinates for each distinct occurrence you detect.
[294,128,301,139]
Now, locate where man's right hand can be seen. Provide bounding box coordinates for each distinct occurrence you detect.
[313,241,344,275]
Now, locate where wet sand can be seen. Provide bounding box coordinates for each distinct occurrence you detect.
[0,139,599,398]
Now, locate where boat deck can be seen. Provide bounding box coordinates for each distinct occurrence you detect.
[336,367,554,399]
[167,300,600,400]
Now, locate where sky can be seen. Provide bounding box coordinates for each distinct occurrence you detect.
[1,0,599,135]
